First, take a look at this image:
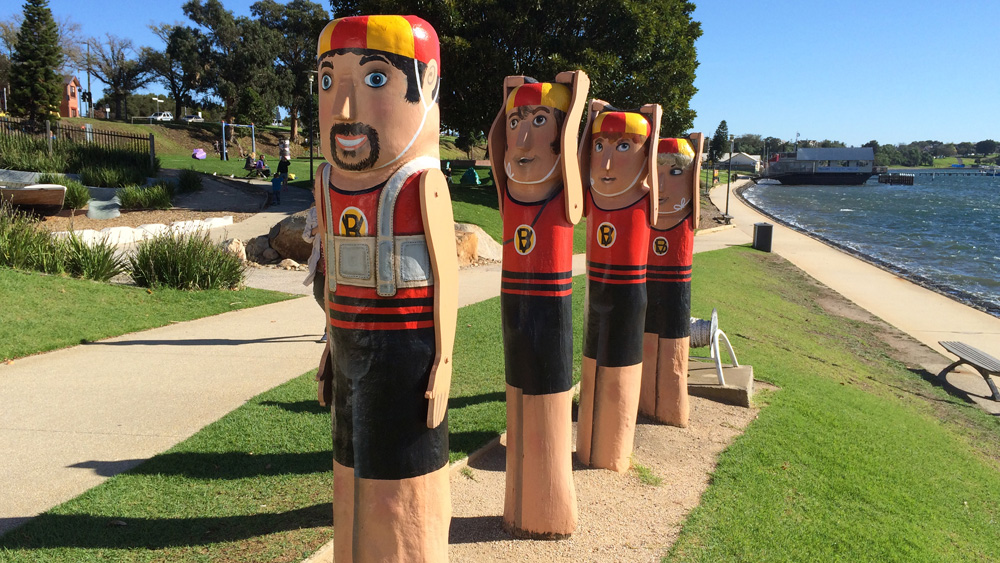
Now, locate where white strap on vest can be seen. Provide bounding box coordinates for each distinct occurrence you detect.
[375,156,439,297]
[322,164,336,292]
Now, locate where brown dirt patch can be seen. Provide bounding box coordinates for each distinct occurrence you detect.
[698,194,725,230]
[448,392,766,562]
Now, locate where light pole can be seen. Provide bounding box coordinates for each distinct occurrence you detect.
[306,71,317,183]
[152,97,164,114]
[725,134,734,220]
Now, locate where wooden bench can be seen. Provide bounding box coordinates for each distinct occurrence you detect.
[938,341,1000,401]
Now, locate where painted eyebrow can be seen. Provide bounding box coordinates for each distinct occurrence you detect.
[359,53,390,66]
[320,60,333,70]
[508,106,553,120]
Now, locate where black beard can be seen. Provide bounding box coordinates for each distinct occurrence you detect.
[329,122,380,171]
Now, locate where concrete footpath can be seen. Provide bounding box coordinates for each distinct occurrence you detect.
[710,180,1000,412]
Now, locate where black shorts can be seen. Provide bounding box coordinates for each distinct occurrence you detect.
[501,293,573,395]
[645,280,691,339]
[583,281,647,367]
[330,326,449,480]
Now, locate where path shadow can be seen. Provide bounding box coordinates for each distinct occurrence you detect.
[448,391,505,410]
[84,335,320,347]
[448,515,508,544]
[260,400,330,415]
[0,504,329,549]
[450,431,503,466]
[466,442,505,472]
[67,459,147,477]
[69,451,331,481]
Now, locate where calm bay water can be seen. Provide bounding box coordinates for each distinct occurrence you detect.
[742,171,1000,317]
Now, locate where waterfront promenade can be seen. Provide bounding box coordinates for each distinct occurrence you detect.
[710,180,1000,414]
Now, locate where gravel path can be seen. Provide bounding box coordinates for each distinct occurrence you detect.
[448,393,763,562]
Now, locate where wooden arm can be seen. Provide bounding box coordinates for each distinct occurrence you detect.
[420,168,458,428]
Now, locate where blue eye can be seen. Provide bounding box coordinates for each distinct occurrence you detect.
[321,75,332,90]
[616,142,631,152]
[670,168,683,175]
[532,115,547,126]
[594,141,604,152]
[364,72,387,88]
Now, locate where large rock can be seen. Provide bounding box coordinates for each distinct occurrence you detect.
[246,235,271,262]
[455,230,478,266]
[455,223,502,262]
[221,238,247,262]
[268,211,312,263]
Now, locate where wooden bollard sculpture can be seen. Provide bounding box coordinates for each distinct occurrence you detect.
[314,15,457,562]
[487,71,589,538]
[576,101,661,472]
[639,134,704,427]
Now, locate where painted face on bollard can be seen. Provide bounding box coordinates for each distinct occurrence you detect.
[502,82,571,194]
[317,16,440,179]
[589,112,650,198]
[656,138,695,215]
[505,106,561,186]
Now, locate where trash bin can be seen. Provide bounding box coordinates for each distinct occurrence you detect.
[753,222,773,252]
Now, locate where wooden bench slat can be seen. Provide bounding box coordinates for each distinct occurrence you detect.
[940,341,1000,372]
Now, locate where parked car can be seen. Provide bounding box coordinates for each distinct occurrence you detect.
[150,112,173,122]
[181,114,204,123]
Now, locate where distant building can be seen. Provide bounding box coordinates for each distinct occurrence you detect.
[718,152,762,172]
[60,76,81,118]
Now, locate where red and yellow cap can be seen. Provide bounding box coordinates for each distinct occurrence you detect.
[505,82,571,113]
[592,111,650,138]
[317,15,439,66]
[658,138,694,157]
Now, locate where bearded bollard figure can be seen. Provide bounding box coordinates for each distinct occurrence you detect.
[487,71,589,538]
[314,15,457,562]
[576,101,661,472]
[639,134,704,427]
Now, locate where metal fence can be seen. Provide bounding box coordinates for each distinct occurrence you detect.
[0,117,155,168]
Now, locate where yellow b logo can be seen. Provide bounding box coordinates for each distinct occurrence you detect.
[515,224,536,255]
[597,222,616,248]
[653,237,668,256]
[339,207,367,236]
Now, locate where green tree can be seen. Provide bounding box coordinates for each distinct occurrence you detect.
[734,133,762,156]
[764,136,788,155]
[956,142,975,156]
[143,24,210,120]
[332,0,702,139]
[975,139,997,156]
[709,120,729,162]
[182,0,281,122]
[251,0,329,141]
[8,0,62,123]
[85,34,151,120]
[235,86,272,128]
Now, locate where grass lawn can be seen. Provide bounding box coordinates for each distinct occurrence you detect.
[0,277,586,561]
[4,247,999,560]
[666,247,1000,561]
[0,268,294,361]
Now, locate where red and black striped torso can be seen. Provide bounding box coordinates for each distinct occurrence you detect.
[326,172,434,332]
[501,186,574,298]
[585,189,649,284]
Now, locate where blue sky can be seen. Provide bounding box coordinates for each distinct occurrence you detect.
[17,0,1000,147]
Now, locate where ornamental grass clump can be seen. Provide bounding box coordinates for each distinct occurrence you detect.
[0,201,64,274]
[129,230,247,290]
[117,183,173,210]
[36,173,91,210]
[176,168,203,194]
[63,233,126,282]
